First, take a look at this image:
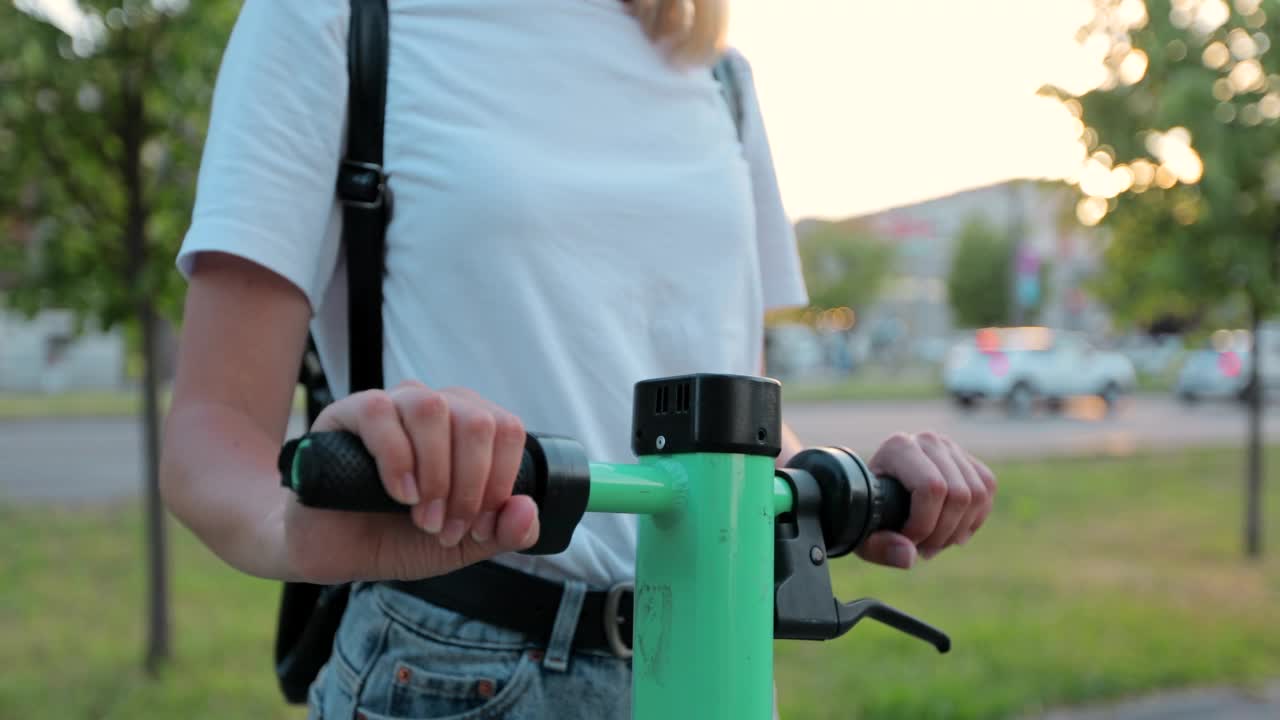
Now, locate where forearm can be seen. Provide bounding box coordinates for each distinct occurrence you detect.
[160,401,296,580]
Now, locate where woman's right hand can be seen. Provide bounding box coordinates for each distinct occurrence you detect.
[282,381,541,585]
[162,254,537,584]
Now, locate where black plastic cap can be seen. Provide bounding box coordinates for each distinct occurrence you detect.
[631,374,782,458]
[785,447,911,558]
[519,433,591,556]
[785,448,868,558]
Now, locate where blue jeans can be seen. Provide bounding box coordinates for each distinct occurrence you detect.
[308,580,632,720]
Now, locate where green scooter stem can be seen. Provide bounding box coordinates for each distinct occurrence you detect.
[616,373,786,717]
[631,452,778,719]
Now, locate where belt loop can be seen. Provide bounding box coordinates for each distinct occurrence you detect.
[543,579,587,673]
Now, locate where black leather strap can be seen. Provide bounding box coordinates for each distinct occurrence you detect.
[386,562,634,655]
[276,0,393,703]
[340,0,391,393]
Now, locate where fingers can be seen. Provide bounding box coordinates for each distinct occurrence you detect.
[428,494,542,566]
[964,450,997,538]
[914,433,972,558]
[367,495,541,582]
[310,382,527,551]
[867,433,946,545]
[434,495,541,569]
[865,431,997,565]
[492,495,540,550]
[413,386,525,548]
[389,382,451,533]
[442,398,497,547]
[475,411,526,543]
[312,389,418,506]
[855,530,918,570]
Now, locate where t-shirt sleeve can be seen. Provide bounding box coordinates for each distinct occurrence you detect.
[725,48,810,312]
[176,0,349,311]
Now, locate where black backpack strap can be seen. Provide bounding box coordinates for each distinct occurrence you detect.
[276,0,391,704]
[338,0,392,393]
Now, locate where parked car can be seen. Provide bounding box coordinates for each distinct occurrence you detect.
[1175,326,1280,403]
[944,327,1137,415]
[1175,349,1252,402]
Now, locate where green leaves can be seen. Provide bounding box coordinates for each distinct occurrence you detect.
[0,1,240,333]
[1061,0,1280,327]
[796,220,895,314]
[944,214,1051,329]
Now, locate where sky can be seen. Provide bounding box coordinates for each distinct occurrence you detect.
[728,0,1105,219]
[31,0,1106,221]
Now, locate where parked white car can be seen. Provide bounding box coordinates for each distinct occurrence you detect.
[1175,326,1280,402]
[944,327,1137,415]
[1176,349,1253,402]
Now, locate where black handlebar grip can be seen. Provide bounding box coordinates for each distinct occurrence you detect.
[869,473,910,535]
[279,431,537,512]
[278,431,589,555]
[279,431,412,512]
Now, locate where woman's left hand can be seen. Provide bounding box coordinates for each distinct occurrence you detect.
[856,432,996,569]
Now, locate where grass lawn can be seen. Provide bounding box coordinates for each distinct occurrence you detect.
[0,388,305,420]
[0,390,145,419]
[2,448,1278,719]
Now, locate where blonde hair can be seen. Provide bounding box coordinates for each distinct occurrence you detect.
[629,0,729,65]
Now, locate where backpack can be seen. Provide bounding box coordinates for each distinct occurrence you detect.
[277,0,749,702]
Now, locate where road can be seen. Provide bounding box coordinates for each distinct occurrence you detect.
[1,396,1274,503]
[1032,682,1280,720]
[783,395,1277,462]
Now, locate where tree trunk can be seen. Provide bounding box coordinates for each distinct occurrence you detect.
[140,298,170,672]
[1245,303,1264,558]
[119,62,169,672]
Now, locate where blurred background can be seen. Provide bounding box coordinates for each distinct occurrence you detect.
[2,1,1279,719]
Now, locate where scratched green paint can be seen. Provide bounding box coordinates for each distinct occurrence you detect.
[632,452,778,720]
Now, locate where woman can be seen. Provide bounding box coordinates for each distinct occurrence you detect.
[160,1,997,717]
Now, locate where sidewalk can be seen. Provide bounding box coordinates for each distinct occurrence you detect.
[1034,682,1280,720]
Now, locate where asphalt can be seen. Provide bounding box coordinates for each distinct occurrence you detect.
[1031,682,1280,720]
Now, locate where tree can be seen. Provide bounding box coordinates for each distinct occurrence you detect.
[0,0,241,669]
[795,219,894,315]
[1045,0,1280,557]
[946,213,1049,328]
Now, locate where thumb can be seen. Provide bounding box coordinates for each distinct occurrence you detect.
[492,495,541,552]
[445,496,541,573]
[855,531,918,570]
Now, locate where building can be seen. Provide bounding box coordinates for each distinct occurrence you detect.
[1,210,130,392]
[0,308,126,392]
[804,180,1111,363]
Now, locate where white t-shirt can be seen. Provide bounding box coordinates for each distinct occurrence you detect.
[178,0,808,588]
